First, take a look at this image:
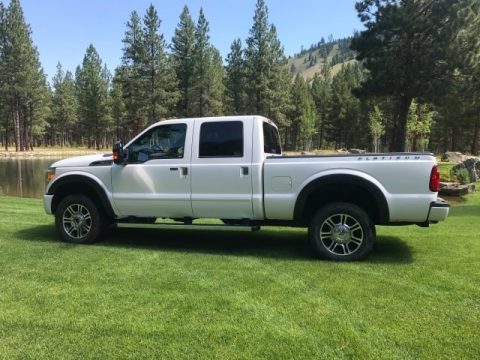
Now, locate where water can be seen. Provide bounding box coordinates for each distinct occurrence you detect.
[0,158,469,203]
[0,158,59,198]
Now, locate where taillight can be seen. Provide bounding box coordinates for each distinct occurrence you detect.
[429,164,440,192]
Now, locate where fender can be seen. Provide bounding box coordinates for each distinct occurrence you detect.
[293,173,390,224]
[47,172,117,218]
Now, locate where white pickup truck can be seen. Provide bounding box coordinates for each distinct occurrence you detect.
[43,115,449,261]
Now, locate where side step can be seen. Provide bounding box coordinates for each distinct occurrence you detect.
[116,222,261,232]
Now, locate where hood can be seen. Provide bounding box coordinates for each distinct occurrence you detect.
[51,153,113,168]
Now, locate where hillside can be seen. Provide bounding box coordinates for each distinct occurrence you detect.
[288,37,357,79]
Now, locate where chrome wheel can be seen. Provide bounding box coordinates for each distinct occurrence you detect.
[62,203,92,239]
[319,213,364,256]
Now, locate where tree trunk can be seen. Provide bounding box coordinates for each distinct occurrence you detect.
[392,95,412,152]
[4,127,8,151]
[13,109,21,152]
[470,103,479,155]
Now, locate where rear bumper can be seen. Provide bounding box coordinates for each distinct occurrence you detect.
[427,198,450,222]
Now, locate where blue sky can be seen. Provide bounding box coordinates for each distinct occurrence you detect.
[17,0,363,81]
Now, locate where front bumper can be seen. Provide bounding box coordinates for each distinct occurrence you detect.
[427,198,450,222]
[43,194,54,215]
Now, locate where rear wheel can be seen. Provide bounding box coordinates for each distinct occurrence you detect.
[55,194,103,244]
[308,202,375,261]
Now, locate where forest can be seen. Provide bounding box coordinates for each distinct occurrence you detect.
[0,0,479,154]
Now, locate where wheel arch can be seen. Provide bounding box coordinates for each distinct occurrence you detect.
[47,174,115,218]
[294,174,389,225]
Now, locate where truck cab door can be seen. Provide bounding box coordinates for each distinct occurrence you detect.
[190,119,254,219]
[111,122,192,218]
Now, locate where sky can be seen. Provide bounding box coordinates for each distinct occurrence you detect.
[15,0,364,81]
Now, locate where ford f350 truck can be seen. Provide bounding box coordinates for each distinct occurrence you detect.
[43,115,449,261]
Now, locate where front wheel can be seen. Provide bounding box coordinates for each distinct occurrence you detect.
[308,202,375,261]
[55,194,103,244]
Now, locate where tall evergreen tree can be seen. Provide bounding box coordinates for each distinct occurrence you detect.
[51,63,78,146]
[1,0,49,151]
[24,50,50,149]
[325,64,363,149]
[310,63,332,149]
[190,8,224,117]
[351,0,465,151]
[110,69,127,142]
[0,2,8,149]
[171,5,195,117]
[245,0,291,138]
[121,11,146,133]
[75,45,110,149]
[290,74,316,151]
[142,4,178,122]
[225,39,247,114]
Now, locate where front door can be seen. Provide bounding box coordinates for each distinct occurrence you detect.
[190,119,254,219]
[111,122,192,218]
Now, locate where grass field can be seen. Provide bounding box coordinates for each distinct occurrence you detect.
[0,194,479,359]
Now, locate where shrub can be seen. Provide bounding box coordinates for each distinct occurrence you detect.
[451,167,470,185]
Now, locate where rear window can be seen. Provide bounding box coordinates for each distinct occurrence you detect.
[199,121,244,157]
[263,122,282,154]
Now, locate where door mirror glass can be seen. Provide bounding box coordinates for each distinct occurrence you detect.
[112,141,124,165]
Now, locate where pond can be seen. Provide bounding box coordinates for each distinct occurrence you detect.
[0,158,60,198]
[0,158,468,204]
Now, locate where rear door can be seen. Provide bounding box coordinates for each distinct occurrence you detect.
[190,119,254,219]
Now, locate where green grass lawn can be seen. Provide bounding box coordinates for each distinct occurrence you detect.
[0,194,479,359]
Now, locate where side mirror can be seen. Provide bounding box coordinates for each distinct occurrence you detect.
[112,141,124,165]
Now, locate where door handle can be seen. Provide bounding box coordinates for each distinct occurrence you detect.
[241,166,249,176]
[170,167,178,171]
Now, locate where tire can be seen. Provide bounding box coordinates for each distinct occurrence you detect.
[55,194,103,244]
[308,202,375,261]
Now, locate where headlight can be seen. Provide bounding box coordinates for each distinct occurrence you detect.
[45,167,56,189]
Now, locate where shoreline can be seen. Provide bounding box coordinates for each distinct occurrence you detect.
[0,149,104,159]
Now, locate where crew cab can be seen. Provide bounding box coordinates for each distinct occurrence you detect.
[43,115,449,261]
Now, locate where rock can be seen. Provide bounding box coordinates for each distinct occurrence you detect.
[349,148,366,154]
[301,151,314,155]
[451,157,480,183]
[441,151,465,163]
[439,182,473,196]
[336,148,349,154]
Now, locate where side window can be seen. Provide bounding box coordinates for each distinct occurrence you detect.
[128,123,187,162]
[199,121,243,157]
[263,122,282,154]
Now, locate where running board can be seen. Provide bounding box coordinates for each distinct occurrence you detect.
[116,222,261,232]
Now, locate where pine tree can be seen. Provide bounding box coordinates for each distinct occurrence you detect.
[0,2,8,149]
[325,64,362,149]
[351,0,465,151]
[22,48,49,150]
[245,0,291,140]
[121,11,146,133]
[142,4,178,122]
[2,0,48,151]
[290,74,316,151]
[110,70,127,142]
[189,8,224,117]
[51,63,78,147]
[75,45,110,149]
[225,38,247,114]
[171,5,195,117]
[310,64,332,149]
